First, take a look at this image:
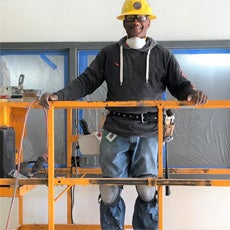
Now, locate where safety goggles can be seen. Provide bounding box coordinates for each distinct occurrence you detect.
[124,15,149,22]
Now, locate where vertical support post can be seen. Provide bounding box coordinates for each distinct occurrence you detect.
[157,103,164,230]
[66,108,73,168]
[0,105,10,125]
[47,105,55,230]
[19,196,23,226]
[10,107,28,163]
[66,108,73,224]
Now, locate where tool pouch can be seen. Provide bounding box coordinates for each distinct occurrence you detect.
[163,109,175,142]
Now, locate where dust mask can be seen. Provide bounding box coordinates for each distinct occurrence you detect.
[126,37,146,49]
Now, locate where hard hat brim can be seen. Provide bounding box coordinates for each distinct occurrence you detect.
[117,13,157,20]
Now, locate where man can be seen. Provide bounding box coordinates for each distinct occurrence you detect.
[39,0,207,229]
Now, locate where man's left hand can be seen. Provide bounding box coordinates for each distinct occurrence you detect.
[187,90,208,105]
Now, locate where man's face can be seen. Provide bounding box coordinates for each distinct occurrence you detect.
[123,15,150,38]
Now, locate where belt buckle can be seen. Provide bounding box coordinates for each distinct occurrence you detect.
[141,113,148,123]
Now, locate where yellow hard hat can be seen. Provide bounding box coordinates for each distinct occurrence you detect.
[117,0,157,20]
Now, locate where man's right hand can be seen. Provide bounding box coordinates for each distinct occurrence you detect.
[39,92,58,109]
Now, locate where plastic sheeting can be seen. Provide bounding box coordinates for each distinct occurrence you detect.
[168,109,230,168]
[168,53,230,168]
[0,52,67,164]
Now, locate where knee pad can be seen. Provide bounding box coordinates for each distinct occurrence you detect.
[99,185,121,205]
[136,185,156,202]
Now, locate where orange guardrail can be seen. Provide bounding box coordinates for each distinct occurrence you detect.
[0,100,229,230]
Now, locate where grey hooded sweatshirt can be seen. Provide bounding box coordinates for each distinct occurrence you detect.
[55,37,196,137]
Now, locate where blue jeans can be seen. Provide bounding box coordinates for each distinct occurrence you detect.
[99,129,159,230]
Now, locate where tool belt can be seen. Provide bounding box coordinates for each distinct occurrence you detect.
[109,111,158,123]
[109,110,175,140]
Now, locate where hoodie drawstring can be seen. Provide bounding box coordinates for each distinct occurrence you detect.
[120,45,123,85]
[146,49,151,83]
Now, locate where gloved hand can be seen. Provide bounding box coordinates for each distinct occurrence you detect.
[39,92,58,109]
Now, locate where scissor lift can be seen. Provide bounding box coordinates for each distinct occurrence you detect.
[0,100,229,230]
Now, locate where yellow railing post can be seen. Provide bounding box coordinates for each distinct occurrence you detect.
[66,108,73,224]
[157,102,164,230]
[47,105,55,230]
